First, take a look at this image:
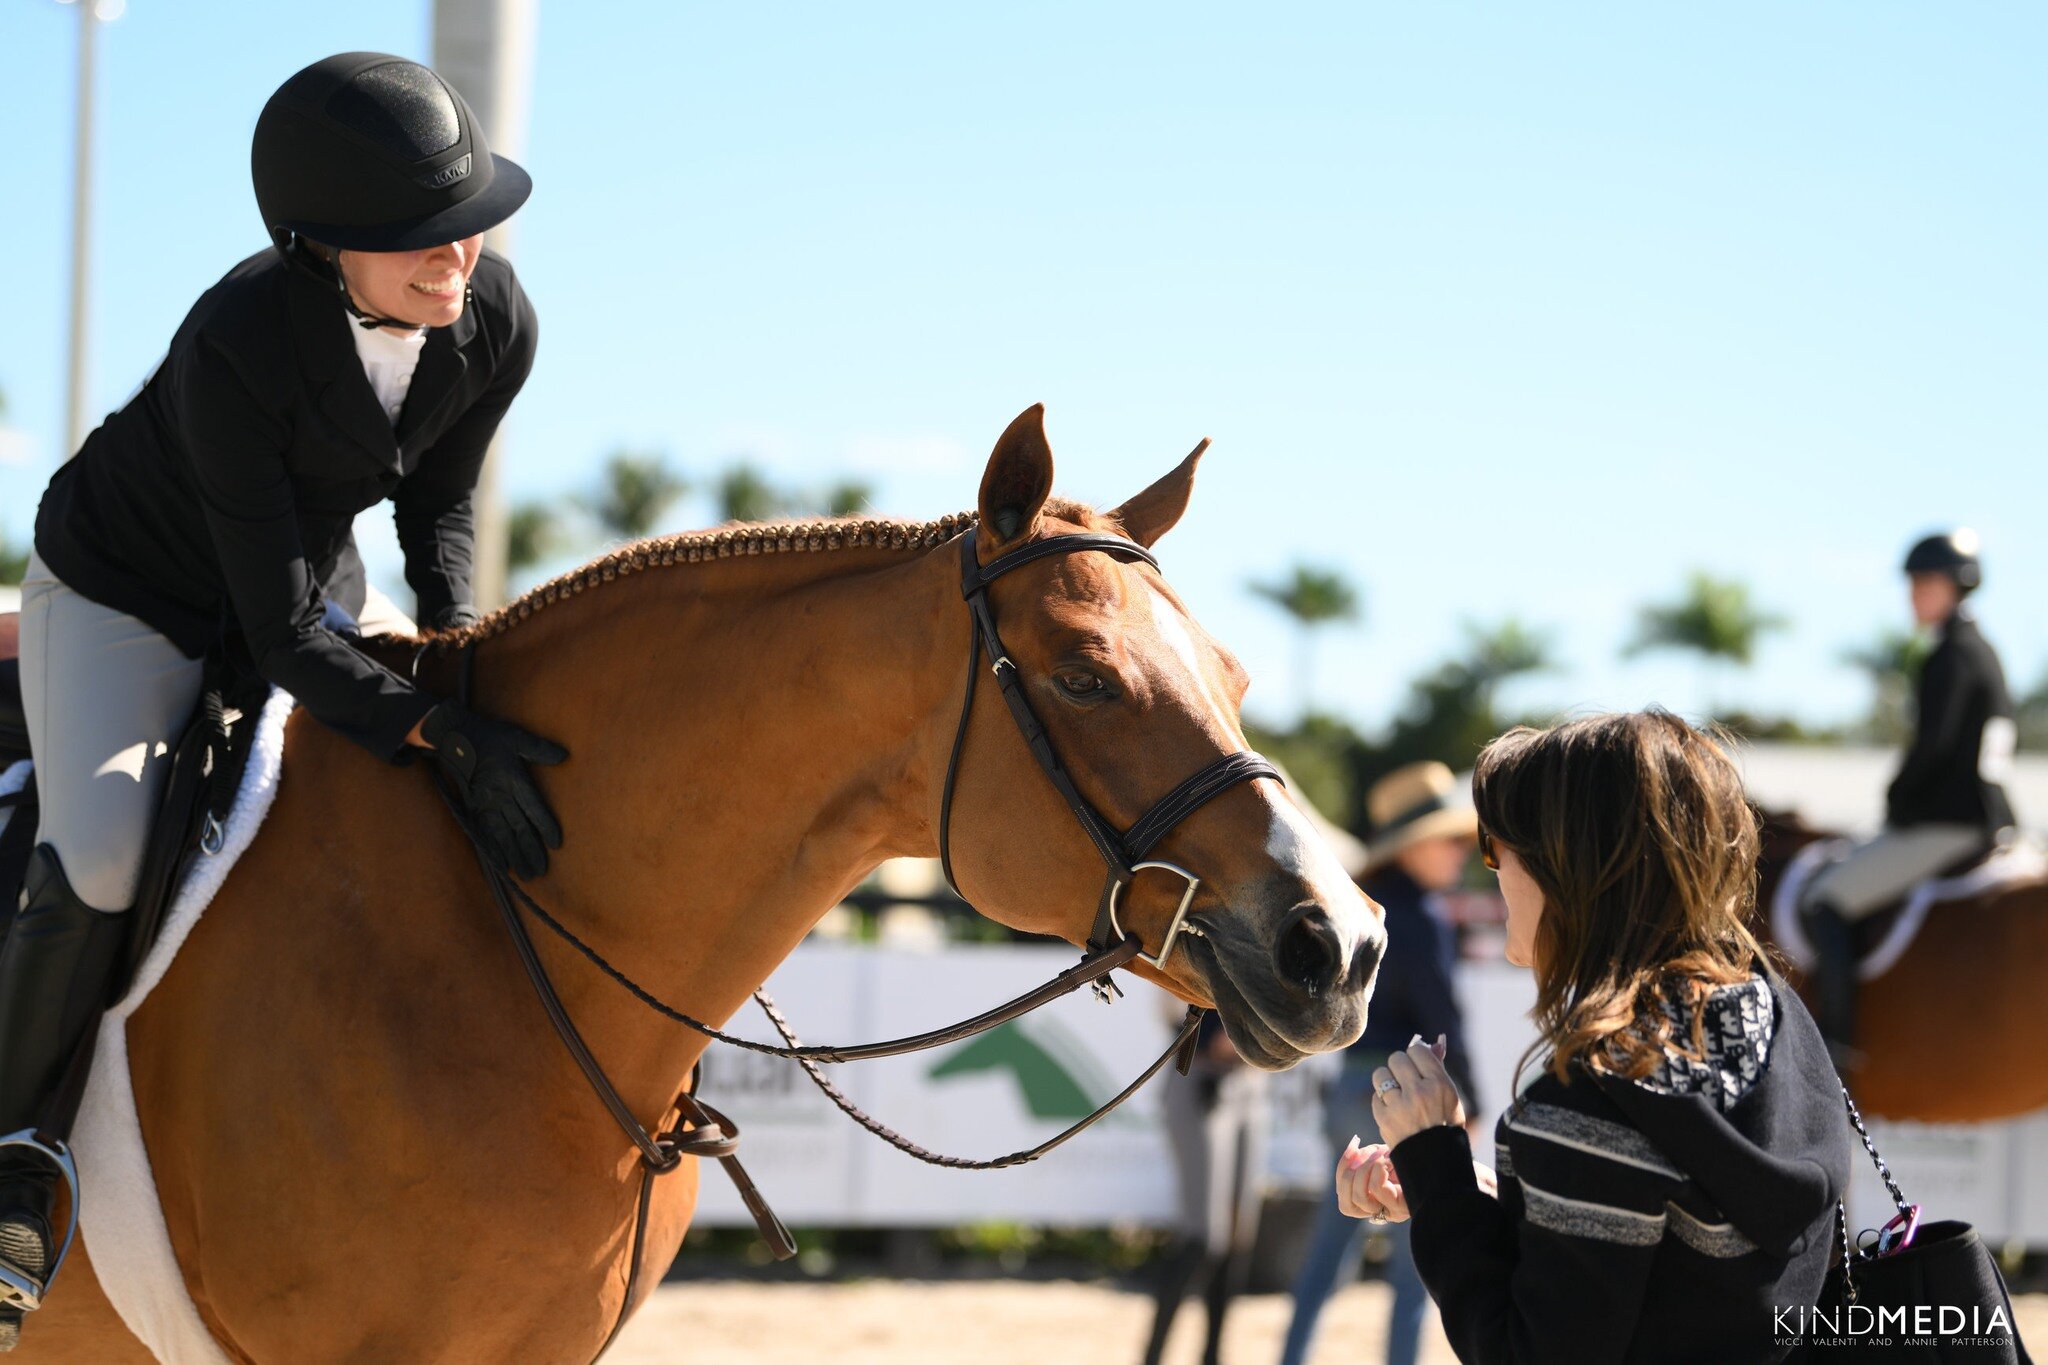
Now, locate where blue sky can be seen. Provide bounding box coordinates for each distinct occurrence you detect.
[3,3,2043,735]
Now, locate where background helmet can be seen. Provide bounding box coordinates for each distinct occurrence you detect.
[1902,529,1983,593]
[252,52,530,254]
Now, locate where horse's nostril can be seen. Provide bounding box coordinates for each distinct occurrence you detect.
[1275,907,1343,997]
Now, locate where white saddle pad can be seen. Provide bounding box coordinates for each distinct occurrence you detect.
[1772,835,2048,982]
[0,687,294,1365]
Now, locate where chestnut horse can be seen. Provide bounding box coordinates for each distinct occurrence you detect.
[1757,812,2048,1123]
[9,405,1382,1362]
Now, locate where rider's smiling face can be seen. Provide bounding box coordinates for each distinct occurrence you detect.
[335,235,484,331]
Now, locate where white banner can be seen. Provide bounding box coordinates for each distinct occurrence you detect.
[692,943,1320,1227]
[692,946,2048,1244]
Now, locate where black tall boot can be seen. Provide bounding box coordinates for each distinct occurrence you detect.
[0,846,130,1349]
[1803,899,1860,1068]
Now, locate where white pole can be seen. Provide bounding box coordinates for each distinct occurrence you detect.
[433,0,538,610]
[63,0,97,462]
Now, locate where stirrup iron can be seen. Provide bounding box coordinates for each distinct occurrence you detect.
[0,1132,79,1314]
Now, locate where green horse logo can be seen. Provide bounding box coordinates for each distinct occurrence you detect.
[928,1020,1118,1122]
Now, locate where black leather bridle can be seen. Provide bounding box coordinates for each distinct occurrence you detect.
[939,529,1284,990]
[435,523,1285,1350]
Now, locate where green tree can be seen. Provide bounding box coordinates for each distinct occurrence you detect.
[581,450,687,540]
[1625,571,1787,716]
[506,502,566,575]
[0,531,27,586]
[824,480,872,517]
[1249,563,1362,718]
[1364,618,1553,795]
[715,463,785,523]
[1840,627,1931,745]
[2018,667,2048,752]
[1246,617,1552,834]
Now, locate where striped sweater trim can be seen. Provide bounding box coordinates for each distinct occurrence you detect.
[1666,1202,1759,1259]
[1518,1177,1667,1246]
[1505,1101,1682,1180]
[1518,1178,1761,1258]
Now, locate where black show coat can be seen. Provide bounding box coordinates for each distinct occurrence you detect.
[34,247,537,759]
[1886,609,2017,834]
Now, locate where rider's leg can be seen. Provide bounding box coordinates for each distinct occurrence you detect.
[1801,824,1989,1058]
[1,553,202,1320]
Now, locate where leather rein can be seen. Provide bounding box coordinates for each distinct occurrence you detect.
[431,526,1280,1347]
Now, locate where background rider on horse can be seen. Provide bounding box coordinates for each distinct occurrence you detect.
[1799,529,2018,1061]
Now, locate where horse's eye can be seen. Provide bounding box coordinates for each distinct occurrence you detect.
[1055,670,1109,700]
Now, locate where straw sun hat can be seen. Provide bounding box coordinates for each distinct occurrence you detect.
[1363,761,1478,873]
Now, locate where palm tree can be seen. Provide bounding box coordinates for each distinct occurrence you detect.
[1841,627,1930,744]
[1249,563,1362,718]
[581,450,687,541]
[1625,571,1787,716]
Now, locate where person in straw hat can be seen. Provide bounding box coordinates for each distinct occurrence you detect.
[1281,761,1478,1365]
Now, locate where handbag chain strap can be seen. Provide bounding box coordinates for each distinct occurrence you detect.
[1839,1078,1912,1214]
[1832,1076,1915,1307]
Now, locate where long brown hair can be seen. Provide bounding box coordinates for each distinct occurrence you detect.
[1472,710,1771,1087]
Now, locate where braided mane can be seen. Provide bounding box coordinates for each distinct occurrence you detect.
[425,511,977,649]
[424,496,1128,650]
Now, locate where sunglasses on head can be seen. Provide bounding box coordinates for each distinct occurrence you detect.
[1478,827,1500,871]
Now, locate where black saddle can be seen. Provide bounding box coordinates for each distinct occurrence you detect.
[0,652,268,996]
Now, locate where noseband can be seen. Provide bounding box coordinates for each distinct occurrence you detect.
[939,529,1283,989]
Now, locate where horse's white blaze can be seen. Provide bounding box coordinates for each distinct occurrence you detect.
[1264,791,1379,961]
[1143,588,1377,965]
[1143,585,1235,737]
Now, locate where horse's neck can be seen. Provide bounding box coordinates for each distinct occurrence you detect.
[462,544,962,1113]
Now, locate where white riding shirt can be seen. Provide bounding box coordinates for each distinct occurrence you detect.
[349,322,427,426]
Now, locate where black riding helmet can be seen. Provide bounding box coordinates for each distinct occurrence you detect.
[1902,528,1982,593]
[252,52,531,326]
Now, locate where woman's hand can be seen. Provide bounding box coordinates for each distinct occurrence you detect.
[1335,1138,1410,1223]
[1371,1034,1468,1149]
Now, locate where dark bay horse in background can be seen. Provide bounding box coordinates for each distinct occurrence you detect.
[12,404,1383,1362]
[1756,811,2048,1123]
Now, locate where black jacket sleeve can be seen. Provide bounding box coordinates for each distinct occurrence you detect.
[393,284,538,626]
[1886,642,1967,825]
[176,334,435,759]
[1393,1121,1663,1363]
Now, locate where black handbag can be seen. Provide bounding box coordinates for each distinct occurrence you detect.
[1797,1080,2033,1362]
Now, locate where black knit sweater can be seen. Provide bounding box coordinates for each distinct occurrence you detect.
[1389,971,1852,1364]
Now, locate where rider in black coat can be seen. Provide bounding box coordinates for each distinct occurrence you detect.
[0,54,564,1342]
[1885,607,2016,833]
[34,245,534,758]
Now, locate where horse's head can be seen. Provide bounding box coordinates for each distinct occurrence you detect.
[936,405,1383,1069]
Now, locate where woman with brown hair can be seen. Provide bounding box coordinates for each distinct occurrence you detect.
[1335,710,1852,1363]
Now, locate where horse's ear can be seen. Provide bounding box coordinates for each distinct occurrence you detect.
[1111,438,1208,548]
[978,404,1056,550]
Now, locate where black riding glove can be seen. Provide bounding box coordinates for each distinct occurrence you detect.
[429,604,483,632]
[420,700,568,879]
